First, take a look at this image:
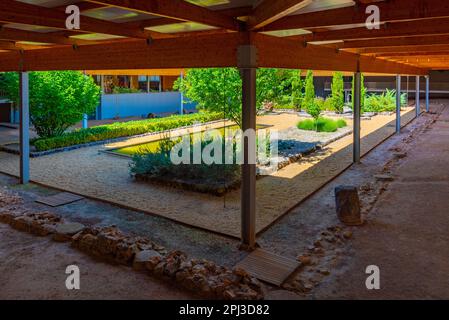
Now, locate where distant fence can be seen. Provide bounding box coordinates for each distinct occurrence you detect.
[99,92,196,120]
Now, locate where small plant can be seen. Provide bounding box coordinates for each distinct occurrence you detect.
[304,97,324,129]
[363,89,407,113]
[297,117,347,133]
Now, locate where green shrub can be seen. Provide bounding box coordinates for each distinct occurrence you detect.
[352,73,366,111]
[323,98,335,111]
[317,118,338,132]
[336,119,347,128]
[0,71,100,138]
[330,72,345,113]
[363,89,407,113]
[297,119,316,131]
[297,117,346,133]
[33,112,222,151]
[304,70,315,110]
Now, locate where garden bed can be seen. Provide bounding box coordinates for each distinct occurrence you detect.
[130,125,353,194]
[0,115,225,157]
[134,165,242,196]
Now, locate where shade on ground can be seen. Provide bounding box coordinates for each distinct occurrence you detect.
[0,109,415,237]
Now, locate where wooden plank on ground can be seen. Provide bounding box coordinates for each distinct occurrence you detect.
[35,192,84,207]
[235,248,300,286]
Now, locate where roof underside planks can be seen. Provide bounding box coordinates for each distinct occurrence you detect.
[0,0,447,73]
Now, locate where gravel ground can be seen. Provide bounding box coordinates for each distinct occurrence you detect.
[0,101,443,299]
[0,110,415,237]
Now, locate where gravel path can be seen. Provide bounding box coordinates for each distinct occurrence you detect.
[0,110,415,237]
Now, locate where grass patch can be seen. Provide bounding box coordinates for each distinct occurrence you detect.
[32,112,223,152]
[297,117,347,133]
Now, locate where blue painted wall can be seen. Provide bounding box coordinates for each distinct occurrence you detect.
[100,92,197,120]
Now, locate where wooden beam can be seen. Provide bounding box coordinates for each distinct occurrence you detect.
[248,0,312,30]
[0,26,95,45]
[358,44,449,55]
[0,33,247,72]
[339,35,449,49]
[376,50,449,57]
[123,6,253,30]
[85,0,241,31]
[0,40,49,50]
[0,0,168,40]
[254,33,427,75]
[299,18,449,42]
[263,0,449,31]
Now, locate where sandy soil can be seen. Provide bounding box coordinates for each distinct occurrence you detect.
[0,222,194,300]
[1,101,447,299]
[0,109,415,237]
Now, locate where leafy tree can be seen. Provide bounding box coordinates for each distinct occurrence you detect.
[174,68,301,128]
[304,70,315,110]
[330,72,345,113]
[352,73,366,111]
[0,71,100,138]
[291,72,304,110]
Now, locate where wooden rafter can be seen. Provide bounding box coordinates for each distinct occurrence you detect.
[248,0,312,30]
[357,44,449,55]
[0,26,95,46]
[0,0,169,40]
[84,0,241,31]
[254,33,426,75]
[0,31,426,76]
[298,18,449,42]
[338,35,449,49]
[262,0,449,31]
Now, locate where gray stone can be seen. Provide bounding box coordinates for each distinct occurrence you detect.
[133,249,162,271]
[53,222,85,242]
[334,185,363,226]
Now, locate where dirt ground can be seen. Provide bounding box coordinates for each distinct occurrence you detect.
[0,222,194,300]
[1,101,448,299]
[0,108,415,237]
[310,101,449,299]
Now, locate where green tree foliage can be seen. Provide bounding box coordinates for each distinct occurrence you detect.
[0,71,100,138]
[291,72,304,110]
[174,68,302,128]
[352,73,366,111]
[330,72,345,113]
[304,70,315,109]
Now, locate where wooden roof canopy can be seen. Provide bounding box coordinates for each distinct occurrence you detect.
[0,0,447,75]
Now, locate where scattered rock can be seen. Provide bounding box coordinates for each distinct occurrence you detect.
[343,231,353,239]
[53,222,85,242]
[393,152,407,159]
[374,174,394,182]
[318,269,330,276]
[133,249,161,271]
[298,255,312,266]
[334,186,363,226]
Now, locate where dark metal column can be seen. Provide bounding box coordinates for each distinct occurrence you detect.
[353,72,361,164]
[238,45,257,250]
[19,72,30,184]
[396,75,401,134]
[425,75,430,112]
[416,75,420,117]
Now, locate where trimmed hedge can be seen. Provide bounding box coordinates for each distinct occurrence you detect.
[32,112,223,152]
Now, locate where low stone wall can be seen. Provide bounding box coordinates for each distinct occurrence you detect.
[0,190,264,300]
